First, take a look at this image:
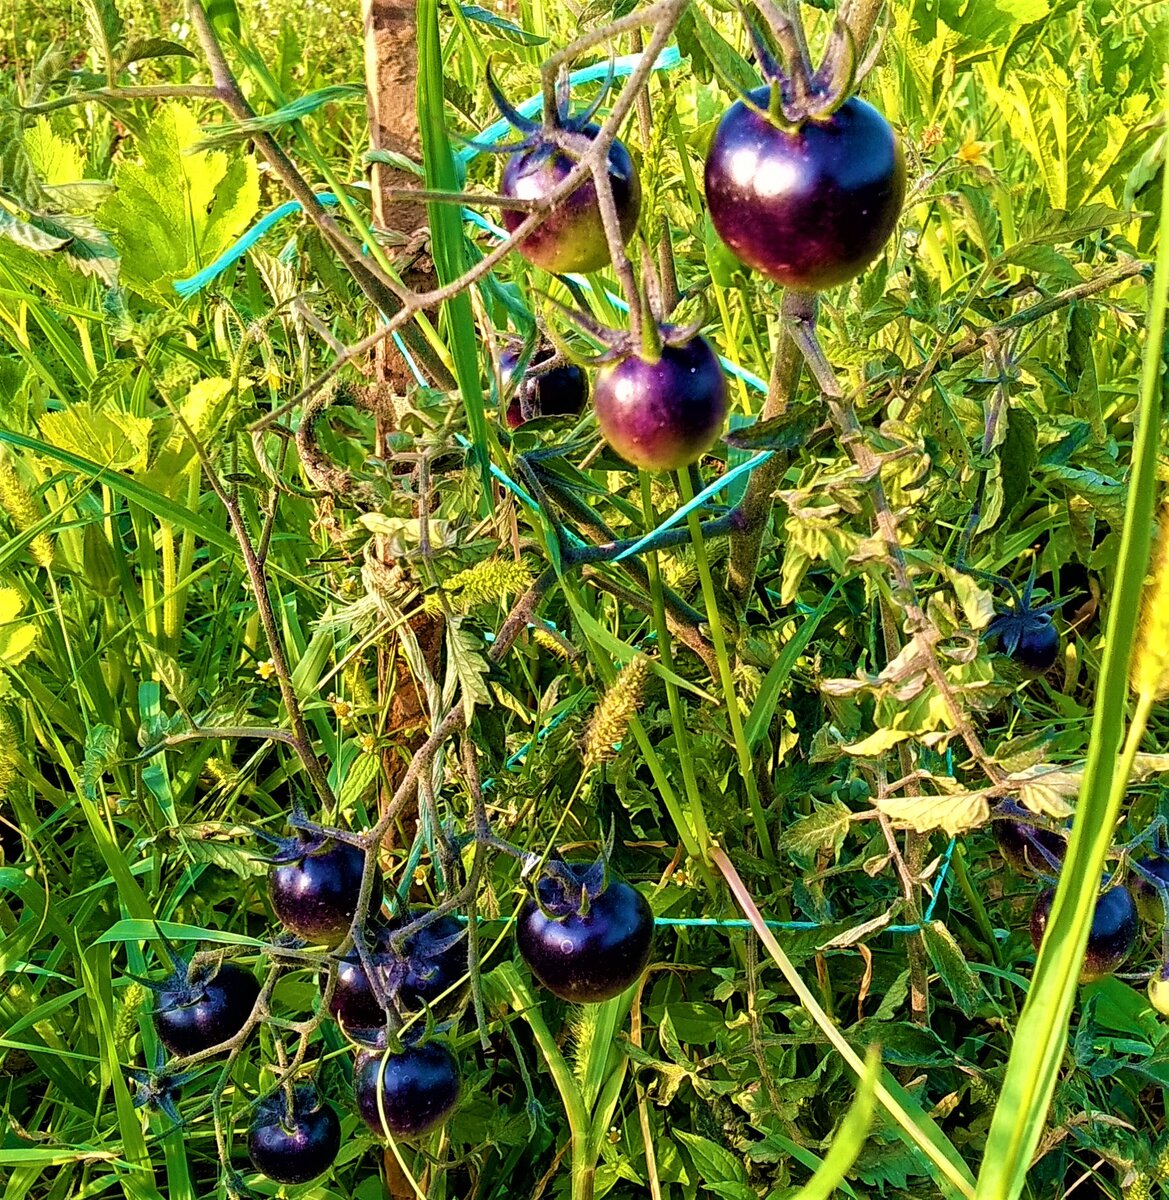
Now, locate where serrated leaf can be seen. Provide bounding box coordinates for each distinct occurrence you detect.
[445,622,492,724]
[876,790,991,836]
[39,403,152,472]
[1007,763,1078,819]
[723,404,826,452]
[363,149,425,176]
[81,0,124,72]
[82,724,120,801]
[676,4,759,96]
[97,104,259,301]
[946,569,995,631]
[921,921,984,1018]
[955,183,999,258]
[197,85,364,145]
[0,209,70,252]
[674,1130,750,1189]
[1002,243,1083,282]
[779,800,853,858]
[459,5,547,44]
[118,38,196,67]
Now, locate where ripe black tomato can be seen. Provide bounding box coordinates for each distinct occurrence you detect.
[516,862,654,1003]
[1011,619,1060,673]
[594,336,728,472]
[501,347,589,429]
[992,818,1064,875]
[323,912,468,1029]
[269,836,372,946]
[154,961,259,1057]
[353,1043,460,1139]
[704,95,905,291]
[248,1086,341,1185]
[501,127,640,275]
[1029,884,1137,983]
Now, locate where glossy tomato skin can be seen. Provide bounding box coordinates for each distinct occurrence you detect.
[501,127,641,274]
[154,962,259,1056]
[1133,855,1169,925]
[501,348,589,429]
[704,94,905,290]
[1012,620,1060,673]
[248,1088,341,1185]
[516,864,654,1003]
[353,1043,460,1139]
[594,337,728,472]
[325,912,468,1029]
[993,819,1064,875]
[1029,885,1138,982]
[269,839,372,946]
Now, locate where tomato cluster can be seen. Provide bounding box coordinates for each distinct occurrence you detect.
[485,28,907,475]
[129,817,654,1186]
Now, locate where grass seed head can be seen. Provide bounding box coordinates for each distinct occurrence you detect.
[583,655,650,767]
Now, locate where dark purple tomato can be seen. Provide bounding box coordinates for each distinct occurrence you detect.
[501,348,589,429]
[1012,619,1060,673]
[993,818,1064,875]
[1133,855,1169,925]
[516,863,654,1003]
[323,912,468,1028]
[594,337,728,472]
[248,1086,341,1184]
[269,838,371,946]
[501,127,641,274]
[154,961,259,1057]
[1029,885,1138,983]
[704,94,905,291]
[353,1043,460,1139]
[385,911,469,1012]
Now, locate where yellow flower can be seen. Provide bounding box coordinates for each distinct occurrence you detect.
[256,659,276,680]
[958,137,993,167]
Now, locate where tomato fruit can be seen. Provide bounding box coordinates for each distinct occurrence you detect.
[594,336,728,472]
[153,960,259,1057]
[993,817,1064,875]
[704,94,905,291]
[324,912,467,1029]
[1029,885,1137,982]
[248,1086,341,1184]
[501,347,589,428]
[501,128,640,275]
[353,1043,460,1139]
[516,861,654,1003]
[268,834,373,946]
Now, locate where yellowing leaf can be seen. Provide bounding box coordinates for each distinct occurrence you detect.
[39,403,153,472]
[98,104,259,301]
[877,790,991,836]
[0,587,37,668]
[842,728,912,757]
[1007,763,1079,819]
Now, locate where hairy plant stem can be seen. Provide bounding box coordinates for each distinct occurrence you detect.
[678,468,774,861]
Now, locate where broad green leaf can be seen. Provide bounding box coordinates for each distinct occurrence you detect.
[97,104,259,301]
[779,801,853,858]
[82,725,120,801]
[674,1130,750,1189]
